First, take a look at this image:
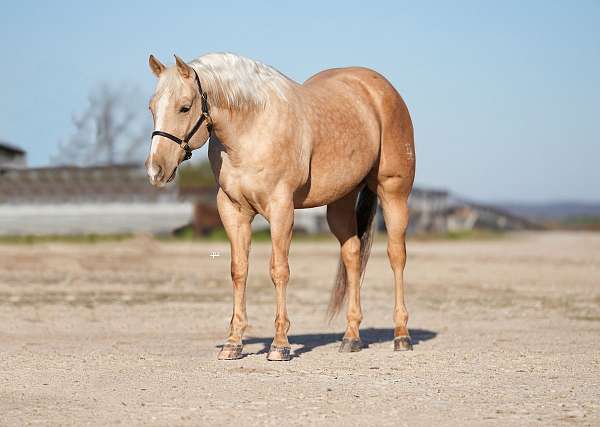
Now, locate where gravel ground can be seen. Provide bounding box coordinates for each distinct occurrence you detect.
[0,231,599,426]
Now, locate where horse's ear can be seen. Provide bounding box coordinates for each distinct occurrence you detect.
[174,54,192,79]
[149,54,165,77]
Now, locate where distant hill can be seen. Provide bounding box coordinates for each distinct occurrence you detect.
[498,202,600,221]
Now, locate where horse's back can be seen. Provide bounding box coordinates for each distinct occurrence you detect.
[303,66,404,111]
[302,66,413,153]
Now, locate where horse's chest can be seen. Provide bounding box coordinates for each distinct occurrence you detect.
[216,155,271,211]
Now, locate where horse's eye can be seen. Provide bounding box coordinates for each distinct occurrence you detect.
[179,105,191,113]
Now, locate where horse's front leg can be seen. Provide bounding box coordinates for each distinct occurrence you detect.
[216,189,255,360]
[265,197,294,361]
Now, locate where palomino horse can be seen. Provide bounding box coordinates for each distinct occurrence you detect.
[146,53,415,361]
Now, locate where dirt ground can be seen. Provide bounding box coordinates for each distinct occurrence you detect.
[0,231,599,426]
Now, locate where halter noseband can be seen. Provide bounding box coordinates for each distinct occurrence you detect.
[151,69,212,162]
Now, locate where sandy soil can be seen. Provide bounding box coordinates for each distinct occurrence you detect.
[0,231,599,426]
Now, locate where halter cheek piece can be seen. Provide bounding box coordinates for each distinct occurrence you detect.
[151,69,212,162]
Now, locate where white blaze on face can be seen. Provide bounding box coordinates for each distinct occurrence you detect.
[147,95,171,178]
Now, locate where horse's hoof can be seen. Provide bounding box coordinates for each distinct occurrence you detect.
[217,343,243,360]
[267,345,292,361]
[339,338,363,353]
[394,336,413,351]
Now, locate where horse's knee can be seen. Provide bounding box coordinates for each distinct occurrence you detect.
[230,260,247,284]
[270,261,290,286]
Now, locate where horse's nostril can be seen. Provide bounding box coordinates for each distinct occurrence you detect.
[148,164,164,184]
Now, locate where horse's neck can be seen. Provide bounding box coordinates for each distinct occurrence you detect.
[211,103,286,156]
[208,83,306,170]
[206,73,301,155]
[211,109,252,154]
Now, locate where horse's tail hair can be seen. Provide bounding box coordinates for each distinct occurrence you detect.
[327,185,378,320]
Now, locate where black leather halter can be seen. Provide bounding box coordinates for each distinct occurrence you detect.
[151,69,212,162]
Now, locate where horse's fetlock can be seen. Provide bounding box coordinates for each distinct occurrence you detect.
[274,317,290,332]
[347,309,363,324]
[394,310,409,326]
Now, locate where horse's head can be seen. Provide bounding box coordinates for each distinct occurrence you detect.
[146,54,211,187]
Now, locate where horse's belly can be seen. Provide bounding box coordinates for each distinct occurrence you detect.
[294,139,378,208]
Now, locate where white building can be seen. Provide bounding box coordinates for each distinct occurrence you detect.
[0,164,193,235]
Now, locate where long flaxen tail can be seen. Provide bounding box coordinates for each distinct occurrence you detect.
[327,185,378,319]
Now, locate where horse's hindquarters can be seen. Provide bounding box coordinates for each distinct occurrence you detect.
[294,70,390,207]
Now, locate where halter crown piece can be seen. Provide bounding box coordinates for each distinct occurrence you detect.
[151,69,212,162]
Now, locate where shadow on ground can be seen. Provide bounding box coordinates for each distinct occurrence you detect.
[221,328,437,359]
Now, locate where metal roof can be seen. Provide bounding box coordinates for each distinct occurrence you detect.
[0,163,178,204]
[0,141,26,155]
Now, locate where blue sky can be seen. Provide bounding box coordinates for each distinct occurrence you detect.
[0,1,598,202]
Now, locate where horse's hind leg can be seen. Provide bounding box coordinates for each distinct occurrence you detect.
[327,189,364,352]
[375,93,415,351]
[377,181,413,351]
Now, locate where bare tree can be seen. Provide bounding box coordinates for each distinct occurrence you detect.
[53,83,151,166]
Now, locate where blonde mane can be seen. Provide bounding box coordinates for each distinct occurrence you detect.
[188,53,294,111]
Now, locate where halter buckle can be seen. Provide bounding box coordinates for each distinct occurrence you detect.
[182,143,193,161]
